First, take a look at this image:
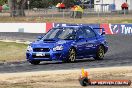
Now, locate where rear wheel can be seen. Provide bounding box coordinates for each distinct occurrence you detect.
[29,60,40,65]
[94,45,105,60]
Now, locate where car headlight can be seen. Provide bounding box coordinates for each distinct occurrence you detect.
[53,45,63,51]
[27,45,33,52]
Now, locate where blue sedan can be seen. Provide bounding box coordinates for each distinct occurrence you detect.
[26,25,108,65]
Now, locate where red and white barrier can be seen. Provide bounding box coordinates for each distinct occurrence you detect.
[0,23,132,34]
[0,23,46,33]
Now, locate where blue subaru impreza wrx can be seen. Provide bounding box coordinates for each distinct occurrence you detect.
[26,25,108,65]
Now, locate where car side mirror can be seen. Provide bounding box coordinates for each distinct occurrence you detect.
[78,36,85,40]
[37,36,43,40]
[101,32,105,35]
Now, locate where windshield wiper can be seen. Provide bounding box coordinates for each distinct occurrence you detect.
[64,38,75,40]
[43,39,56,41]
[43,38,61,41]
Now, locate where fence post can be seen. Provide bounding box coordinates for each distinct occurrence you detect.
[97,9,100,18]
[124,8,126,16]
[27,0,30,16]
[52,10,53,18]
[62,9,64,18]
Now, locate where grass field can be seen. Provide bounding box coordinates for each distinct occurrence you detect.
[0,17,132,23]
[0,41,27,63]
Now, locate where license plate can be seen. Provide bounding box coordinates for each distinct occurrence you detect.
[36,52,45,56]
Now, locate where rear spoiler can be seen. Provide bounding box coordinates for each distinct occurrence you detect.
[93,28,105,35]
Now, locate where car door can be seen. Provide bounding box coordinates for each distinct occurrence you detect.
[82,27,98,56]
[76,28,87,58]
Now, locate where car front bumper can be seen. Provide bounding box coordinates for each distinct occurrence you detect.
[26,50,68,61]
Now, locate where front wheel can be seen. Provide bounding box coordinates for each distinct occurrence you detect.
[29,60,40,65]
[94,45,105,60]
[63,48,76,63]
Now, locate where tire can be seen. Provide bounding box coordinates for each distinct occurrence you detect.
[63,48,76,63]
[94,45,105,60]
[29,60,40,65]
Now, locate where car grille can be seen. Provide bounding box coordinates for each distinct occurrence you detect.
[32,53,50,58]
[33,48,50,52]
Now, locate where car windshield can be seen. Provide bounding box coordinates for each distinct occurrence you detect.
[42,27,77,40]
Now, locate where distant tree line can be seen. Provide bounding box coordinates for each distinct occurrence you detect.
[0,0,7,5]
[0,0,77,8]
[29,0,75,8]
[0,0,80,17]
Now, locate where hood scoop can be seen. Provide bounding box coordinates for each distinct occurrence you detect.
[43,39,56,43]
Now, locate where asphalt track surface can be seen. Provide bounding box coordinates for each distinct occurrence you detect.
[0,34,132,73]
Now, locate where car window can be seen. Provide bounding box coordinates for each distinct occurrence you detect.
[83,27,96,38]
[43,28,77,40]
[76,28,85,37]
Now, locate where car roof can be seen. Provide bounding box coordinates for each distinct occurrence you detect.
[53,25,101,35]
[55,25,92,29]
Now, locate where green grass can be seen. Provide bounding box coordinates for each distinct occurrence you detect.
[0,41,27,62]
[0,17,132,23]
[107,19,132,23]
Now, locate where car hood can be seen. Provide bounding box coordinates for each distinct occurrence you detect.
[31,39,73,48]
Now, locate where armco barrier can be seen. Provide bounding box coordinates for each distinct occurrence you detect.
[0,23,46,33]
[0,23,132,34]
[47,23,132,34]
[46,23,53,32]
